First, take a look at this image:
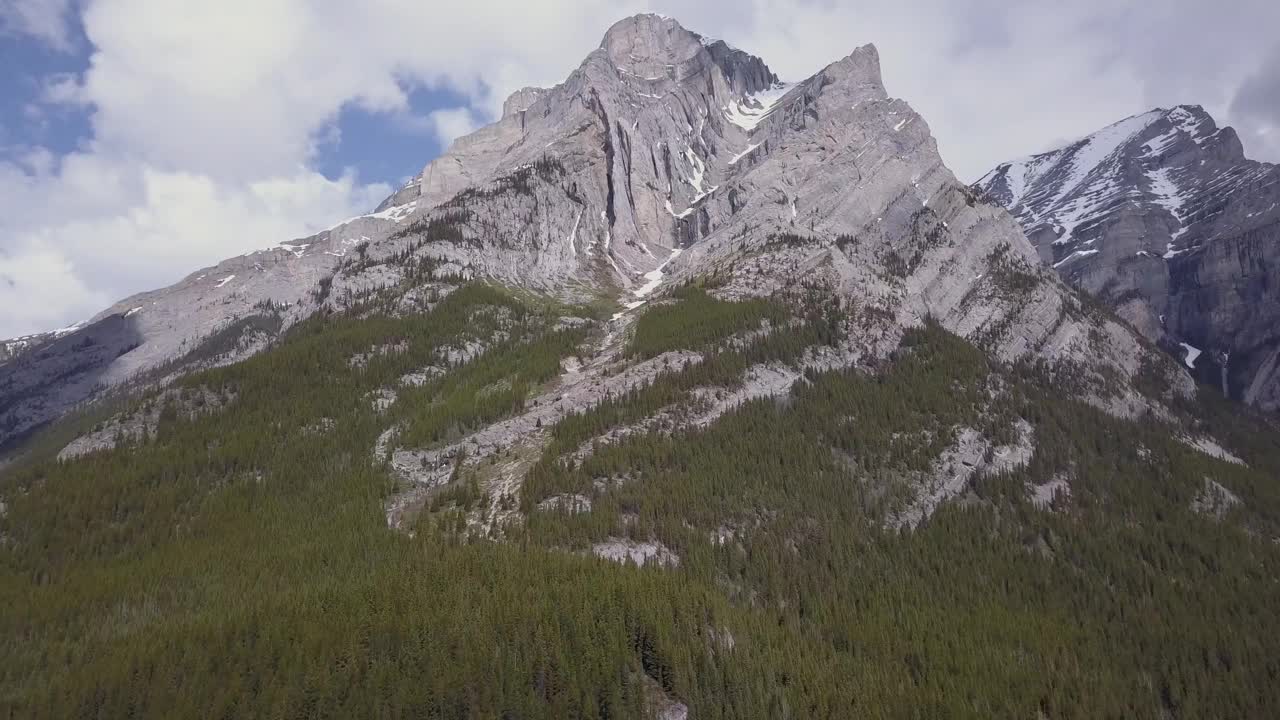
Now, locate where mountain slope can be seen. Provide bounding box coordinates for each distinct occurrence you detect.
[4,15,1192,450]
[976,106,1280,410]
[4,14,1280,718]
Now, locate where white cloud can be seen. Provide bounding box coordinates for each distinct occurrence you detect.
[0,154,388,337]
[0,0,75,51]
[428,108,481,150]
[4,0,1279,337]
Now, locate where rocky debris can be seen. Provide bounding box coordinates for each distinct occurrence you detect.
[636,672,689,720]
[690,363,798,427]
[348,342,409,369]
[1191,477,1242,519]
[536,494,593,514]
[388,347,700,491]
[324,261,403,309]
[553,316,593,332]
[398,367,445,387]
[57,386,234,460]
[891,420,1035,529]
[1179,435,1246,465]
[592,538,680,568]
[380,305,695,532]
[570,353,854,463]
[373,426,399,464]
[1028,474,1072,510]
[977,105,1280,411]
[368,388,398,414]
[592,474,639,493]
[440,339,498,366]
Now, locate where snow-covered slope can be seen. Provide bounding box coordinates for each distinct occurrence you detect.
[977,106,1280,410]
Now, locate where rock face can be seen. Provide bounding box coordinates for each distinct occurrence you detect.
[976,107,1280,410]
[0,213,408,449]
[0,314,143,450]
[3,13,1190,449]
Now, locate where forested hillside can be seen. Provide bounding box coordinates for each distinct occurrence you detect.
[4,281,1280,718]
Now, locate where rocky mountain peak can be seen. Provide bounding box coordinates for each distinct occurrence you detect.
[2,14,1195,449]
[977,104,1280,411]
[501,87,546,120]
[598,14,700,68]
[595,14,776,96]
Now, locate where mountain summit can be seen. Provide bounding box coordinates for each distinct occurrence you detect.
[977,105,1280,410]
[7,15,1280,718]
[4,15,1185,446]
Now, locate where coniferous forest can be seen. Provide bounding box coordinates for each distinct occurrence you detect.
[3,281,1280,719]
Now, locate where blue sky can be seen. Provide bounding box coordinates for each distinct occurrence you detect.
[0,15,91,164]
[313,85,473,188]
[1,23,463,192]
[0,0,1276,338]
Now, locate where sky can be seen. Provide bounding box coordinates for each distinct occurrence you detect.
[1,0,1277,338]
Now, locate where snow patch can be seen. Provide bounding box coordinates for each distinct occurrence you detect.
[279,242,310,258]
[566,208,583,256]
[1052,249,1100,268]
[625,247,683,310]
[723,82,791,132]
[214,274,236,288]
[1179,342,1201,369]
[368,199,419,222]
[728,142,761,166]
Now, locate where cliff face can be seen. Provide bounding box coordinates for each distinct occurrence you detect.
[977,106,1280,409]
[2,14,1193,449]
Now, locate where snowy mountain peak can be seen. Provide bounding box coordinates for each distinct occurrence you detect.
[978,105,1280,412]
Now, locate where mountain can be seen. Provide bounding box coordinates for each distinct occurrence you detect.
[2,14,1181,448]
[976,106,1280,410]
[5,15,1280,718]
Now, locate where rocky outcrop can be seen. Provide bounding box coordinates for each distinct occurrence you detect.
[4,13,1191,450]
[976,106,1280,410]
[0,213,405,448]
[0,313,143,451]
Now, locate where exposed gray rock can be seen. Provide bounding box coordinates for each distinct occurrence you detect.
[891,420,1034,529]
[368,388,398,414]
[57,386,234,460]
[7,13,1189,455]
[592,538,680,568]
[1191,477,1242,518]
[977,106,1280,410]
[349,342,409,370]
[537,494,593,514]
[2,314,144,451]
[1028,474,1071,511]
[1179,435,1246,465]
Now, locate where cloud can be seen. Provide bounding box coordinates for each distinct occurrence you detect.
[4,0,1280,337]
[427,107,481,149]
[1230,44,1280,162]
[710,0,1280,178]
[0,154,389,337]
[0,0,75,51]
